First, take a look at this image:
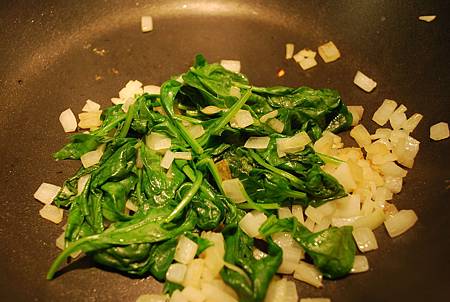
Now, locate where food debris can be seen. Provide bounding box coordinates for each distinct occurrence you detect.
[277,69,286,77]
[418,15,437,22]
[95,74,104,81]
[92,48,107,56]
[110,68,120,75]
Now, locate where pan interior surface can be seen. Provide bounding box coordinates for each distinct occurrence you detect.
[0,1,449,301]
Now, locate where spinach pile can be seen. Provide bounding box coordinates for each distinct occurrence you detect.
[47,54,355,301]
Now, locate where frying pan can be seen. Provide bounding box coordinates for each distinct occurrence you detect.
[1,1,449,301]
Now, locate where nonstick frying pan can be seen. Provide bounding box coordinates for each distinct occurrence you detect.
[0,1,449,301]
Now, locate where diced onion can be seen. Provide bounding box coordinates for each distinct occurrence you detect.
[181,286,205,302]
[318,41,341,63]
[278,207,293,219]
[78,110,103,128]
[260,110,278,123]
[201,106,223,115]
[200,232,225,277]
[277,132,311,156]
[160,150,175,169]
[111,97,124,105]
[352,207,385,230]
[418,15,436,22]
[239,211,267,238]
[330,163,357,192]
[352,227,378,252]
[183,258,204,288]
[393,134,420,168]
[401,113,423,133]
[292,205,304,223]
[384,209,418,238]
[166,263,187,284]
[146,133,172,150]
[389,104,407,130]
[59,108,77,132]
[82,99,101,112]
[293,261,323,288]
[141,16,153,32]
[125,200,138,212]
[253,248,268,260]
[298,57,318,70]
[350,124,372,147]
[170,290,187,302]
[34,182,61,205]
[353,71,377,92]
[430,122,449,141]
[351,255,369,273]
[119,80,143,100]
[173,152,192,160]
[187,124,205,139]
[80,146,104,168]
[136,294,168,302]
[174,235,198,264]
[371,128,392,140]
[222,178,247,203]
[229,86,241,98]
[379,162,407,177]
[230,110,253,128]
[300,299,331,302]
[293,49,316,62]
[143,85,161,95]
[77,174,90,195]
[220,60,241,73]
[267,118,285,133]
[372,99,398,126]
[201,282,238,302]
[334,194,361,218]
[264,278,298,302]
[244,137,270,149]
[347,106,364,126]
[39,204,63,224]
[285,43,295,59]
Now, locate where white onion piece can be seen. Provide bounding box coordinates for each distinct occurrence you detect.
[293,261,323,288]
[267,118,285,133]
[181,286,205,302]
[82,99,101,112]
[352,207,385,230]
[371,128,392,140]
[351,255,369,273]
[39,204,63,224]
[347,105,364,126]
[201,106,223,115]
[160,150,175,169]
[253,248,268,260]
[229,86,241,98]
[260,110,278,123]
[303,217,315,232]
[372,99,398,126]
[34,182,61,205]
[430,122,449,141]
[230,110,253,128]
[173,152,192,160]
[305,206,326,224]
[183,258,204,288]
[334,194,361,218]
[119,80,143,100]
[146,133,172,150]
[300,299,331,302]
[292,205,304,223]
[170,290,187,302]
[174,235,198,264]
[143,85,161,95]
[330,163,357,192]
[244,137,270,149]
[350,124,372,147]
[353,71,377,92]
[293,49,316,62]
[331,216,360,227]
[239,211,267,238]
[141,16,153,32]
[201,283,238,302]
[59,108,77,132]
[318,41,341,63]
[125,200,138,212]
[220,60,241,73]
[401,113,423,133]
[111,97,124,105]
[78,110,103,128]
[166,263,187,284]
[278,207,293,219]
[419,15,437,22]
[264,278,298,302]
[222,178,247,203]
[393,134,420,168]
[379,162,407,177]
[136,294,168,302]
[389,104,407,129]
[384,209,418,238]
[200,234,225,277]
[277,132,311,156]
[80,146,104,168]
[187,124,205,140]
[298,57,318,70]
[384,176,403,193]
[285,43,295,59]
[77,174,90,195]
[352,227,379,252]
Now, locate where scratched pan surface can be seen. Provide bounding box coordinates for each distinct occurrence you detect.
[0,0,449,301]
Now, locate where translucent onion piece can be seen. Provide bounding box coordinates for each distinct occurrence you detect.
[183,258,204,288]
[430,122,449,141]
[230,110,254,128]
[181,286,205,302]
[77,174,90,196]
[170,290,187,302]
[160,150,175,169]
[239,211,267,238]
[293,261,323,288]
[318,41,341,63]
[136,294,168,302]
[39,204,64,224]
[146,132,172,150]
[277,132,311,155]
[174,235,198,264]
[372,99,398,126]
[201,106,223,115]
[418,15,437,22]
[384,209,418,238]
[244,136,270,149]
[389,104,407,130]
[201,283,238,302]
[351,255,369,273]
[119,80,143,100]
[330,163,357,192]
[220,60,241,73]
[298,57,318,70]
[285,43,295,59]
[59,108,77,132]
[200,232,225,277]
[260,110,278,123]
[222,178,247,203]
[354,71,377,92]
[352,207,385,230]
[352,227,379,252]
[278,207,293,219]
[188,125,205,139]
[401,113,423,133]
[334,194,361,218]
[80,146,104,168]
[350,124,372,147]
[78,110,102,128]
[166,263,187,284]
[229,86,241,98]
[34,182,61,205]
[82,99,101,112]
[173,152,193,160]
[267,118,285,133]
[141,16,153,32]
[143,85,161,95]
[347,105,364,126]
[292,205,304,223]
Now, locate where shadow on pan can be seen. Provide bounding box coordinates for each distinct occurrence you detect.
[0,1,449,301]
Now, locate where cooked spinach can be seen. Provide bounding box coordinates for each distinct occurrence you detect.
[47,54,355,300]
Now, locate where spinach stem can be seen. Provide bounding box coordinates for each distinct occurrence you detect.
[118,103,136,138]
